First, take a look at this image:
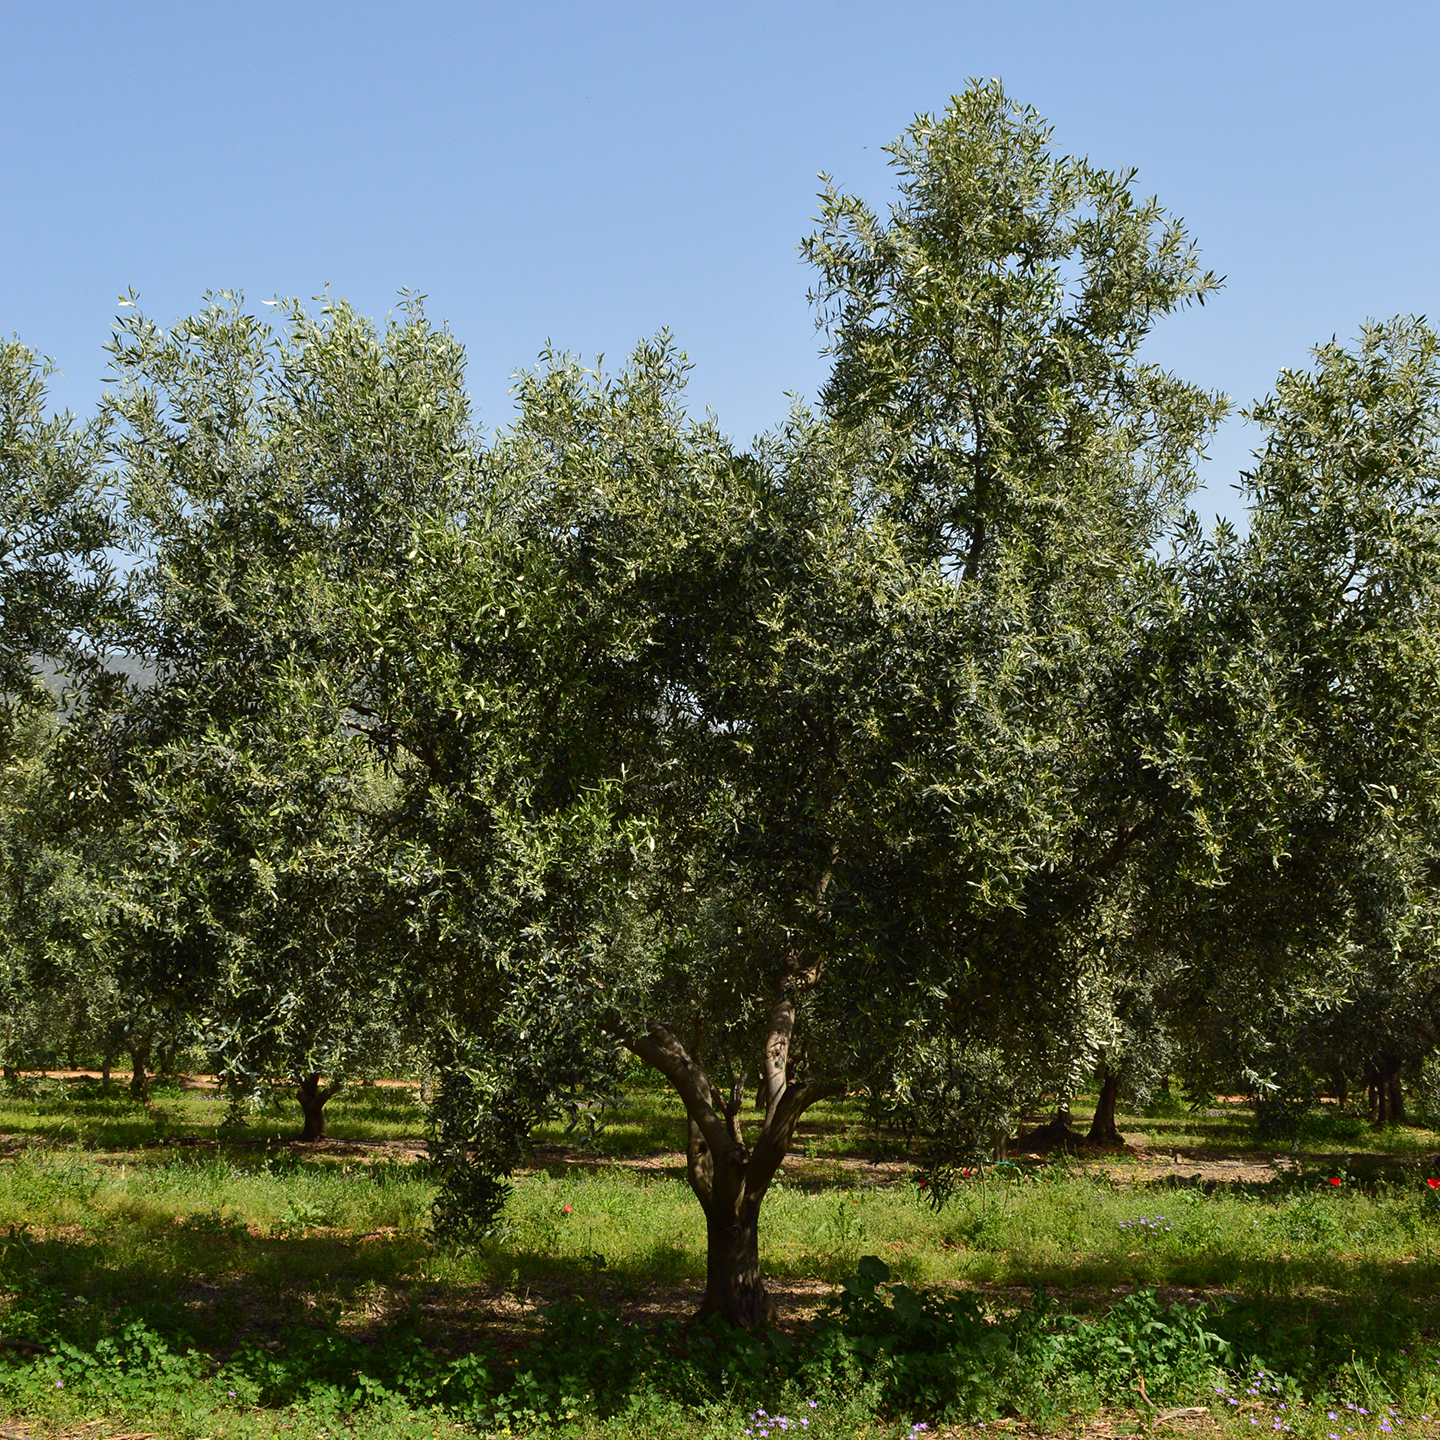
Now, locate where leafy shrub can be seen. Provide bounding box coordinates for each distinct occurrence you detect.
[0,1253,1433,1435]
[807,1255,1230,1421]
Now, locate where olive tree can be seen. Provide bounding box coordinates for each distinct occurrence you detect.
[1159,320,1440,1134]
[71,295,463,1128]
[365,82,1227,1327]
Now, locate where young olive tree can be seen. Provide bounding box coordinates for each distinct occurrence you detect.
[0,341,119,1082]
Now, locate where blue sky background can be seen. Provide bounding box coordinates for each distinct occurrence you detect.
[3,1,1437,528]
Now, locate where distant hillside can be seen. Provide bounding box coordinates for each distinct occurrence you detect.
[32,654,157,694]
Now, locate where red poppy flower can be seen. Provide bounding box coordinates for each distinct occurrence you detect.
[1328,1177,1341,1186]
[562,1204,573,1213]
[1427,1178,1439,1190]
[918,1181,927,1188]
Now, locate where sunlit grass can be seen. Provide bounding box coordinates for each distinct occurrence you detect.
[0,1076,427,1149]
[2,1078,1440,1438]
[3,1145,1440,1307]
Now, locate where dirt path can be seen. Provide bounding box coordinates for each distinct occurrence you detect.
[524,1135,1353,1189]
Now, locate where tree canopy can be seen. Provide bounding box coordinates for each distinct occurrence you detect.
[5,80,1440,1332]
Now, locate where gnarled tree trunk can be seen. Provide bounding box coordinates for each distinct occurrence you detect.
[1387,1061,1405,1125]
[696,1145,769,1327]
[296,1074,335,1142]
[624,971,841,1330]
[1088,1069,1123,1146]
[1372,1056,1403,1125]
[129,1041,152,1102]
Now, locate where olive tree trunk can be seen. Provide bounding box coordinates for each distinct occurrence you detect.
[1371,1056,1403,1125]
[296,1074,336,1142]
[129,1041,152,1102]
[623,980,841,1330]
[1088,1070,1123,1146]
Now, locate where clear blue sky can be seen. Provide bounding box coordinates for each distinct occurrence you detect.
[4,1,1437,527]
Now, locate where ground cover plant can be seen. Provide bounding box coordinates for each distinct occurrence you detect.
[0,1078,1437,1437]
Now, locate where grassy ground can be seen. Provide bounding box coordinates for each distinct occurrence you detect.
[0,1076,427,1149]
[0,1075,1438,1439]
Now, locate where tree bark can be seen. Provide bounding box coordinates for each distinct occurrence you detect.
[1088,1070,1123,1146]
[101,1053,112,1085]
[129,1043,152,1102]
[296,1074,334,1142]
[1373,1056,1402,1126]
[623,997,841,1329]
[694,1133,771,1327]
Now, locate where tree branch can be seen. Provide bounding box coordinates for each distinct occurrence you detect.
[1091,816,1156,879]
[746,1078,846,1202]
[762,992,795,1129]
[622,1021,738,1164]
[686,1115,714,1209]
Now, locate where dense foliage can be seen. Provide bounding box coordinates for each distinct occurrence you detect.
[4,80,1440,1332]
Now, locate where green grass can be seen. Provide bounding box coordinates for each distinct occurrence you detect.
[0,1076,1439,1437]
[0,1075,427,1149]
[3,1148,1440,1298]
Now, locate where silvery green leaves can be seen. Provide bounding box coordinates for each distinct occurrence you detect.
[802,79,1227,586]
[1163,321,1440,1120]
[0,340,116,743]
